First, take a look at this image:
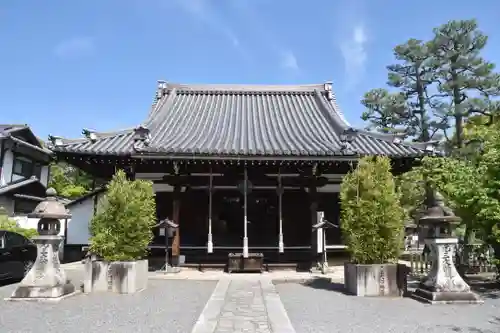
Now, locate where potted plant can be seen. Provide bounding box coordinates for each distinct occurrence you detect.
[85,170,156,293]
[340,156,405,296]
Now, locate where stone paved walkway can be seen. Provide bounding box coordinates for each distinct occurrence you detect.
[191,279,296,333]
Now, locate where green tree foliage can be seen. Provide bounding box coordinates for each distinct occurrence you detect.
[362,39,440,141]
[89,170,156,262]
[340,156,405,264]
[429,19,500,149]
[49,163,93,199]
[395,169,425,222]
[361,19,500,250]
[361,88,407,134]
[419,120,500,258]
[0,207,38,239]
[361,19,500,148]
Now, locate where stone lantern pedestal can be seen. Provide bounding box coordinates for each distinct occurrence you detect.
[10,235,75,300]
[412,193,482,304]
[6,189,78,302]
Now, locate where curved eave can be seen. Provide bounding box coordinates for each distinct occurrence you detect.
[49,129,135,156]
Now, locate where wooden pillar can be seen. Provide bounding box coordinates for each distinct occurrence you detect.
[309,164,319,270]
[243,167,249,258]
[277,171,284,253]
[171,184,182,266]
[170,162,182,266]
[207,169,214,253]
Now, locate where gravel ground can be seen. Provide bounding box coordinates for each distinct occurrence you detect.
[276,278,500,333]
[0,271,216,333]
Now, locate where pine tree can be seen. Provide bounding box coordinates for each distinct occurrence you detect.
[429,19,500,149]
[361,88,407,134]
[361,39,439,142]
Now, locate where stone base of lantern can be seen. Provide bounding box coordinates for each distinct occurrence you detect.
[411,238,483,305]
[6,235,78,302]
[412,288,483,304]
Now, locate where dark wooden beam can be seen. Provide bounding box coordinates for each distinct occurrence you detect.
[171,185,182,266]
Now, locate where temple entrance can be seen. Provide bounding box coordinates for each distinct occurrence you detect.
[151,186,314,268]
[212,190,243,247]
[211,189,310,249]
[211,189,280,248]
[247,189,278,247]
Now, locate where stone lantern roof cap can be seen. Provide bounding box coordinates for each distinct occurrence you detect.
[28,188,72,219]
[418,192,461,226]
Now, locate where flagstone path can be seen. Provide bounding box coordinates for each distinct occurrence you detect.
[190,279,295,333]
[2,263,499,333]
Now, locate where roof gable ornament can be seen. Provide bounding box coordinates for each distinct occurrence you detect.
[156,80,168,100]
[392,133,406,144]
[47,135,64,147]
[324,81,333,101]
[82,129,97,143]
[412,140,441,155]
[132,125,151,151]
[339,128,358,154]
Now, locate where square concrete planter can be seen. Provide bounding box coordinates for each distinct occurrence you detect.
[344,262,406,297]
[84,259,148,294]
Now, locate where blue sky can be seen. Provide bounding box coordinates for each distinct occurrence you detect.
[1,0,499,139]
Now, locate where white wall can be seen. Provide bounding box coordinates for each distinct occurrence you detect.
[40,165,49,187]
[66,193,103,245]
[1,148,49,186]
[1,149,14,186]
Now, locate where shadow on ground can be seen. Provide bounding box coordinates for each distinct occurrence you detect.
[282,274,500,300]
[466,276,500,300]
[276,277,351,295]
[438,316,500,333]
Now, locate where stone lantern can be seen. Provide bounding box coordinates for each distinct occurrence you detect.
[9,188,76,301]
[412,192,482,304]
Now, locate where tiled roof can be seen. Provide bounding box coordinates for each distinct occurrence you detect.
[0,177,45,196]
[0,124,28,140]
[50,82,424,159]
[0,124,28,134]
[50,129,135,156]
[0,124,51,155]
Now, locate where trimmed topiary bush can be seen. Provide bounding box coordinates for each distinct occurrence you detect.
[89,170,156,262]
[340,156,405,264]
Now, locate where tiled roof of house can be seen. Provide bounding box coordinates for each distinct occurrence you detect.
[0,177,46,196]
[0,124,52,155]
[0,124,29,134]
[50,81,424,159]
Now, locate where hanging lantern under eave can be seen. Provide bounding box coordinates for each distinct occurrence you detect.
[237,179,253,195]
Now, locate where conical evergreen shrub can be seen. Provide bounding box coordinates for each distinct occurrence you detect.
[89,170,156,261]
[340,156,405,264]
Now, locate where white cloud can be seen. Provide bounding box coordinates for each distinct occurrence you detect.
[54,37,95,59]
[339,24,367,89]
[174,0,241,50]
[280,50,299,71]
[229,0,301,73]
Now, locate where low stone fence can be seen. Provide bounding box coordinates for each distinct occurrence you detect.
[403,244,497,276]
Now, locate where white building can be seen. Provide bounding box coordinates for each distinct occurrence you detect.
[0,124,52,227]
